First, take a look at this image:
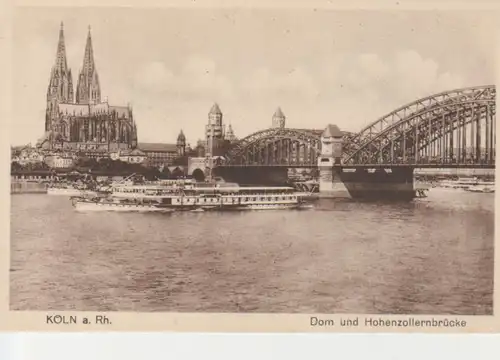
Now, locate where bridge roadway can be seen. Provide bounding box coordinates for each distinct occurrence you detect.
[216,163,495,169]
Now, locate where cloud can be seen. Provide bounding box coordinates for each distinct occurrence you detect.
[183,56,216,77]
[127,56,238,143]
[391,50,463,99]
[129,51,465,123]
[17,46,466,145]
[241,66,318,102]
[135,61,174,88]
[133,56,234,101]
[313,50,465,131]
[129,50,466,138]
[389,50,464,98]
[328,50,464,97]
[357,53,389,80]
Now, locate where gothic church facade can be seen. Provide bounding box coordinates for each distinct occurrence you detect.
[38,23,137,151]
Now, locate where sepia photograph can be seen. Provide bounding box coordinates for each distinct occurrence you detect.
[6,4,496,324]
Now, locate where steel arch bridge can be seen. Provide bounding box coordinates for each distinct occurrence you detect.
[224,85,496,167]
[343,85,496,167]
[224,128,324,167]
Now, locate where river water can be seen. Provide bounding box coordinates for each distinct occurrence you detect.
[10,189,494,314]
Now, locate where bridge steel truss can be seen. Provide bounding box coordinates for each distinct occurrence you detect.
[224,85,495,168]
[224,128,322,167]
[343,85,496,167]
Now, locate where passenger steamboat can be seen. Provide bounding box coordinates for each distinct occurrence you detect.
[71,184,312,212]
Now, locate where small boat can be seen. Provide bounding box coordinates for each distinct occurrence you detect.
[465,185,495,193]
[439,178,495,190]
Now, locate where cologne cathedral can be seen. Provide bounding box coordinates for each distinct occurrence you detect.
[37,23,138,151]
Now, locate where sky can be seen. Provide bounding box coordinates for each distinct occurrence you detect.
[10,8,496,146]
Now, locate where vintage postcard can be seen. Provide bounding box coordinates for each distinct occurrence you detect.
[1,0,499,332]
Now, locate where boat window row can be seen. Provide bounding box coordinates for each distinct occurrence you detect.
[183,190,295,195]
[113,188,177,195]
[177,195,297,203]
[239,196,297,202]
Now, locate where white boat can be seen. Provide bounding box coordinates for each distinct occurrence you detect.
[439,178,495,190]
[47,186,97,197]
[464,185,495,193]
[439,179,475,189]
[72,185,313,212]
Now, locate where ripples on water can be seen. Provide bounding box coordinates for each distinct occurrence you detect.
[10,188,494,314]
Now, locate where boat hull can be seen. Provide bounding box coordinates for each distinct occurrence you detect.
[73,200,312,212]
[188,203,309,211]
[73,201,175,212]
[231,203,307,211]
[465,188,495,193]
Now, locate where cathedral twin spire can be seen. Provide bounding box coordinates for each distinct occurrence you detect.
[47,22,73,106]
[47,23,101,107]
[76,26,101,104]
[54,22,69,73]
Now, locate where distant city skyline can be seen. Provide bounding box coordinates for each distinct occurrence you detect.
[11,8,495,146]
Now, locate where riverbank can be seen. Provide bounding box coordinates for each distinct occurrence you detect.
[11,181,48,194]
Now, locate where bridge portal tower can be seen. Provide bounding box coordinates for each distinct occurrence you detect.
[318,124,350,197]
[272,107,286,128]
[204,103,225,180]
[206,102,224,156]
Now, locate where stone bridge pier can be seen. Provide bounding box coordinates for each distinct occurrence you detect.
[318,124,415,200]
[317,125,350,198]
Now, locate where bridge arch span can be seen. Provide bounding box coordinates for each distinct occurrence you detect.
[225,128,323,166]
[344,85,496,165]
